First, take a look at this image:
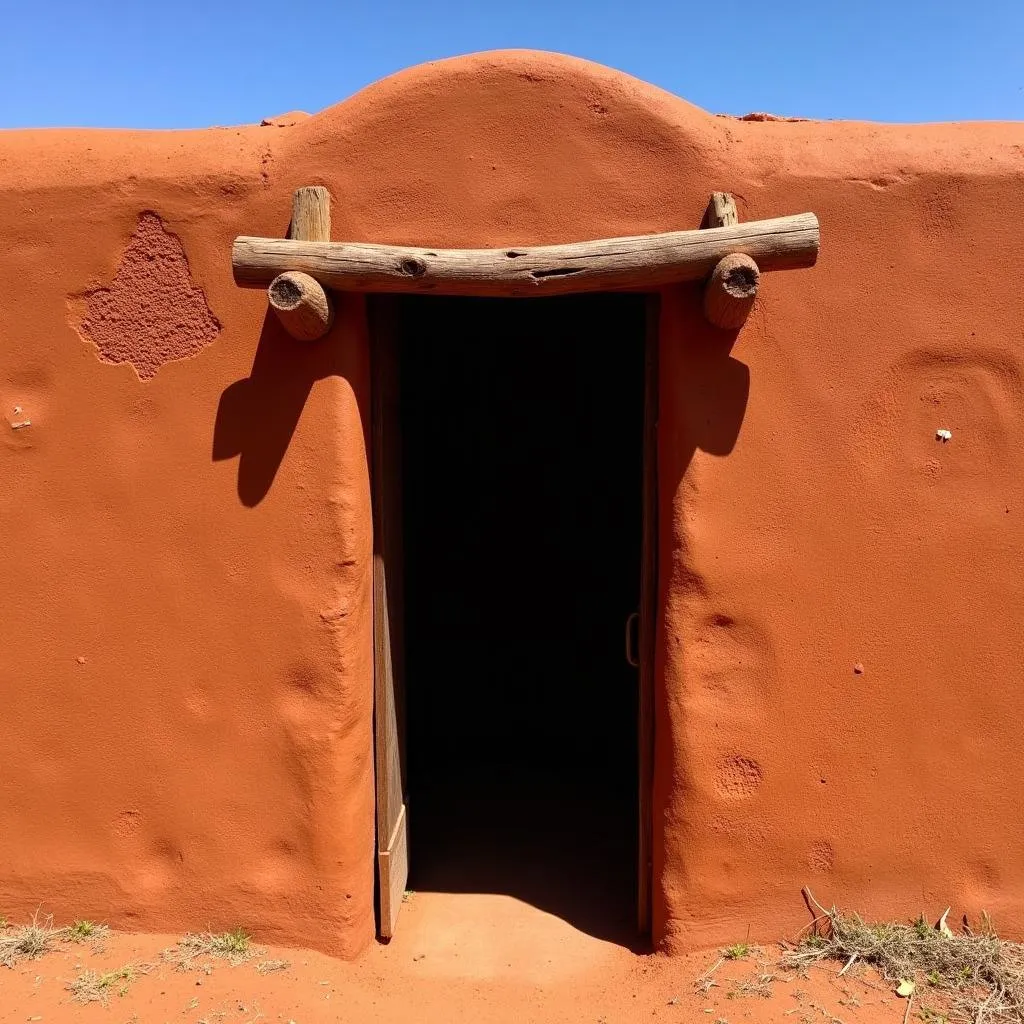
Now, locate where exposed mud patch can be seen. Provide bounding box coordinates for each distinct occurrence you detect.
[74,213,220,380]
[809,839,836,872]
[716,755,764,798]
[113,810,142,838]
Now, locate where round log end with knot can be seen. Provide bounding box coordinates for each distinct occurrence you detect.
[268,271,334,341]
[703,253,760,330]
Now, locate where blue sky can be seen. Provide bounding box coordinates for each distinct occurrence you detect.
[1,0,1021,129]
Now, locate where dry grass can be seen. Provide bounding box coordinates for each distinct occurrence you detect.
[784,890,1024,1023]
[254,958,290,975]
[0,912,111,968]
[67,962,154,1004]
[0,911,61,967]
[65,919,109,943]
[165,928,258,969]
[694,955,725,995]
[724,942,752,960]
[727,969,776,999]
[694,942,764,997]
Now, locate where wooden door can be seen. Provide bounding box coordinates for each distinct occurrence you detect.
[637,295,659,935]
[370,298,408,940]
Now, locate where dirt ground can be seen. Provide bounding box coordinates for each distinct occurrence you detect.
[0,892,938,1024]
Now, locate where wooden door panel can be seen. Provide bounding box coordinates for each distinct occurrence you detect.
[370,298,408,940]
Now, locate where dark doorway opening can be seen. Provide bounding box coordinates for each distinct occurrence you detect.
[394,293,647,944]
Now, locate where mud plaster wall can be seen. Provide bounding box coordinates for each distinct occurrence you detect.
[0,51,1022,957]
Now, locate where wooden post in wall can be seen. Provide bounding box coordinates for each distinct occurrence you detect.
[702,192,759,330]
[704,191,739,229]
[267,187,335,340]
[290,185,332,243]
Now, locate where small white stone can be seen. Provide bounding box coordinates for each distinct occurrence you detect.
[936,428,952,442]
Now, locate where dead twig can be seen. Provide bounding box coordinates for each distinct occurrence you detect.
[785,896,1024,1024]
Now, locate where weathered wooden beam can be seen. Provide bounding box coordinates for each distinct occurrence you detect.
[702,192,759,330]
[268,186,334,340]
[233,212,818,298]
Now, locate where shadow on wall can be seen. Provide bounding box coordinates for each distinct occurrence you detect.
[211,284,748,509]
[212,296,362,506]
[667,290,751,471]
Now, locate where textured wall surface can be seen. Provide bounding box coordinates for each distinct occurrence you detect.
[0,50,1022,957]
[75,212,221,380]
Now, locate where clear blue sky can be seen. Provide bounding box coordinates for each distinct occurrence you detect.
[1,0,1021,129]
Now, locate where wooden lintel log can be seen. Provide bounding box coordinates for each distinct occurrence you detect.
[270,186,334,340]
[269,271,334,340]
[703,253,760,330]
[233,212,819,298]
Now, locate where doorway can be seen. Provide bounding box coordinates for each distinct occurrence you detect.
[372,293,655,944]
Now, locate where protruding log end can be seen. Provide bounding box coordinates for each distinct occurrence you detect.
[704,191,739,228]
[291,186,332,243]
[268,271,334,341]
[703,253,760,330]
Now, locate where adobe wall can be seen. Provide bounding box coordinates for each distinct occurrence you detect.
[0,50,1021,957]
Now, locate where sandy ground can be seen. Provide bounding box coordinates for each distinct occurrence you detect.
[0,893,930,1024]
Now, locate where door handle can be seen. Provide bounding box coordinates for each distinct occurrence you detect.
[625,611,640,668]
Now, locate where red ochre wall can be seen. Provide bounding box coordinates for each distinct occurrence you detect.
[1,51,1022,958]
